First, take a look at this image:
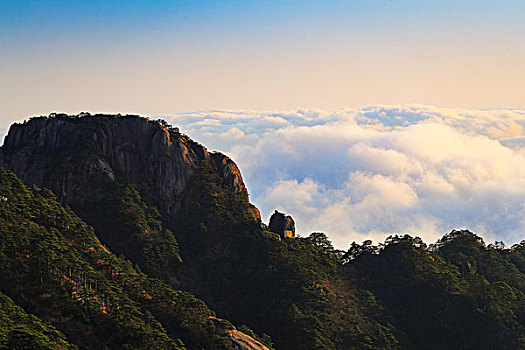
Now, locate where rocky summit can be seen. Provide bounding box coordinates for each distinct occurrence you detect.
[0,113,259,221]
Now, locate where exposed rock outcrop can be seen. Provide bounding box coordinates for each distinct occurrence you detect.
[0,113,258,221]
[269,210,295,238]
[209,317,270,350]
[229,330,270,350]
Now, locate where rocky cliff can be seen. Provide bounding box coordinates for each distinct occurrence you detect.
[0,113,259,221]
[229,330,270,350]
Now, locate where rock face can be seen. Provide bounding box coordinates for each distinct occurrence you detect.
[0,113,259,221]
[268,210,295,238]
[228,330,270,350]
[209,317,270,350]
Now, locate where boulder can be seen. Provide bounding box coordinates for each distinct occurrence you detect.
[269,210,295,238]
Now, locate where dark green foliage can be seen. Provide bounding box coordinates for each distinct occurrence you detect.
[80,183,181,284]
[348,233,525,349]
[0,167,233,349]
[0,291,75,350]
[434,231,525,346]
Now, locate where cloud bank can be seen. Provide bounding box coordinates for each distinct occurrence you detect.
[164,105,525,248]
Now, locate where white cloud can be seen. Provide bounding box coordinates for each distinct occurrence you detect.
[162,105,525,248]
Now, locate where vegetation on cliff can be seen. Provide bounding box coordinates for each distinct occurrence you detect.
[0,290,76,350]
[0,167,239,349]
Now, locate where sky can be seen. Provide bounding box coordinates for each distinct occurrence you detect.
[1,0,525,123]
[2,1,525,247]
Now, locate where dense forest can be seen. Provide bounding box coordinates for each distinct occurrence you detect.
[1,115,524,349]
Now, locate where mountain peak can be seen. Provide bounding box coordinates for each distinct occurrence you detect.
[0,113,257,220]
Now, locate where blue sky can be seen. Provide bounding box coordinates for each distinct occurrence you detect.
[3,1,524,50]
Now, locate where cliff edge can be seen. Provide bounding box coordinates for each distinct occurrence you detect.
[0,113,259,221]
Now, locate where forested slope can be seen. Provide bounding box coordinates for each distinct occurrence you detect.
[0,167,250,349]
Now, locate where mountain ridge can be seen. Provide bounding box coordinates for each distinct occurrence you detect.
[0,113,258,220]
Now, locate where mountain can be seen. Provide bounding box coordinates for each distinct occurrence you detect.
[1,113,524,349]
[0,113,252,216]
[0,114,259,284]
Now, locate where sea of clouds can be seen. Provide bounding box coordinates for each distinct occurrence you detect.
[165,105,525,249]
